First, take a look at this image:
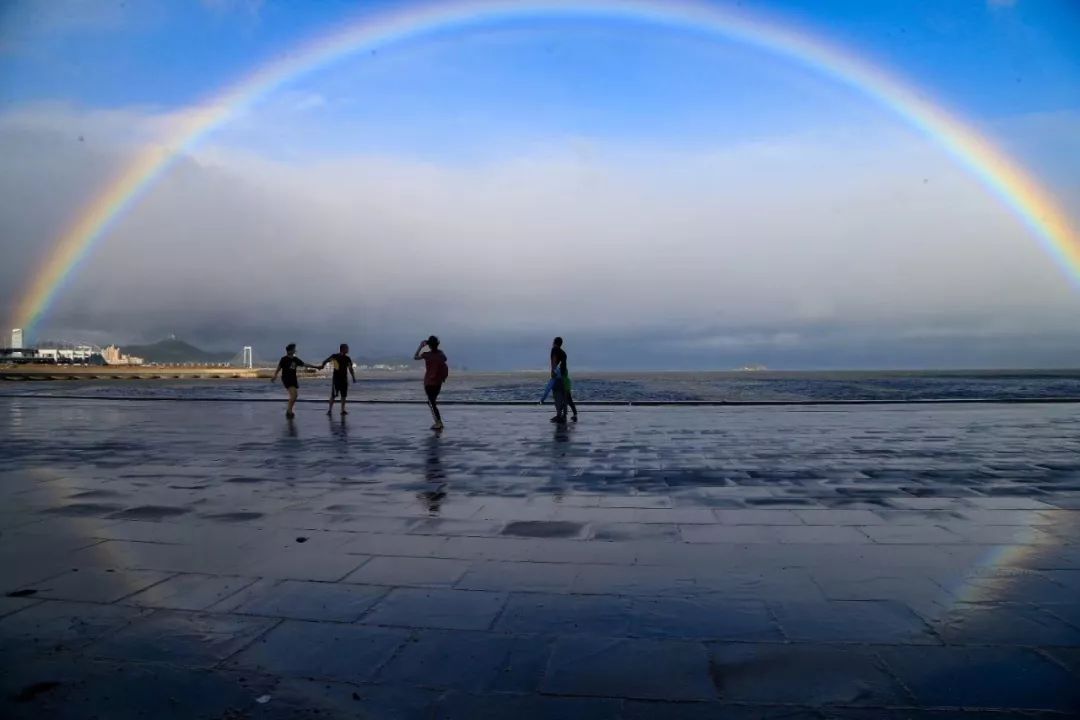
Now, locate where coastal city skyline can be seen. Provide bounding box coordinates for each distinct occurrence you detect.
[1,0,1078,370]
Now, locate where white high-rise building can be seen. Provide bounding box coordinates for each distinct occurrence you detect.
[11,328,22,349]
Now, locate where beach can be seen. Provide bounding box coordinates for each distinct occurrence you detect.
[0,397,1077,717]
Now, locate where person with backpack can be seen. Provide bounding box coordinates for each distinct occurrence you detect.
[414,335,448,430]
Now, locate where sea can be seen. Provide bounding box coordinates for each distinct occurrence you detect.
[3,369,1080,403]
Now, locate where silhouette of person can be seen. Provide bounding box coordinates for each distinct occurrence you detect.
[550,337,572,424]
[414,335,448,430]
[271,343,316,418]
[320,343,356,417]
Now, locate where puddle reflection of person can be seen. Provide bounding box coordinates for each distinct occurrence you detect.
[418,433,448,514]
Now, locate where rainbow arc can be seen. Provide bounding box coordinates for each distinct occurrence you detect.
[13,0,1080,334]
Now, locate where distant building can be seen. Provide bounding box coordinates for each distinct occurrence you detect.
[102,345,145,366]
[36,345,97,363]
[11,328,22,350]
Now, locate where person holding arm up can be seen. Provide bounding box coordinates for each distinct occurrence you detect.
[415,335,448,431]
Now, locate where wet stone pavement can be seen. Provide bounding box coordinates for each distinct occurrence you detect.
[0,397,1079,719]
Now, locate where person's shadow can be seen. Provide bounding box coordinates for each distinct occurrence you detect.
[417,433,448,515]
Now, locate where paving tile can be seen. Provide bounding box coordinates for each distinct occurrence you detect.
[362,587,507,630]
[859,525,962,544]
[341,533,451,557]
[490,634,554,693]
[629,597,782,641]
[714,509,804,525]
[1039,568,1080,594]
[213,578,389,621]
[543,635,715,700]
[795,509,884,525]
[409,517,506,536]
[1040,646,1080,677]
[14,568,174,603]
[693,567,826,601]
[950,569,1074,604]
[234,675,439,720]
[966,497,1056,510]
[0,600,147,656]
[708,643,913,706]
[597,495,673,509]
[0,655,263,720]
[87,610,274,668]
[622,702,823,719]
[433,691,622,720]
[377,628,516,690]
[495,593,631,636]
[1038,602,1080,628]
[503,521,586,538]
[456,560,579,592]
[228,619,408,682]
[823,709,1047,720]
[0,595,41,619]
[879,645,1080,712]
[810,568,947,598]
[343,556,471,588]
[591,522,680,541]
[439,536,541,562]
[571,564,697,596]
[122,573,256,610]
[769,600,938,644]
[944,524,1060,545]
[934,603,1080,646]
[681,525,869,544]
[243,550,370,582]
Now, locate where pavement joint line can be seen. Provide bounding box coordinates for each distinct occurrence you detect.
[7,595,1080,651]
[213,616,287,670]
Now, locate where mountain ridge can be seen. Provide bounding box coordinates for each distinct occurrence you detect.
[121,338,234,364]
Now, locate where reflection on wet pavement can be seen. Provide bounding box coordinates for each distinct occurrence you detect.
[0,399,1078,717]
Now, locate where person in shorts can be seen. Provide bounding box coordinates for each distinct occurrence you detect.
[320,343,356,416]
[414,335,448,430]
[271,343,315,418]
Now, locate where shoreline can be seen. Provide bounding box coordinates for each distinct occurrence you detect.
[0,365,267,381]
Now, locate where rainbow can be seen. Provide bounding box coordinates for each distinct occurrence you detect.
[13,0,1080,335]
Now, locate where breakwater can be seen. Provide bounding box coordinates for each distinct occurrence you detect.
[0,365,266,381]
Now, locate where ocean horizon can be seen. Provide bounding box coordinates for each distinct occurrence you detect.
[4,368,1080,404]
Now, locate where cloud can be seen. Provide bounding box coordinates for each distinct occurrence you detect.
[1,102,1077,368]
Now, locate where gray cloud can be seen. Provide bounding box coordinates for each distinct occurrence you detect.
[1,103,1078,368]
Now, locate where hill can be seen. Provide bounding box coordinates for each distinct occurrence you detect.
[121,338,234,364]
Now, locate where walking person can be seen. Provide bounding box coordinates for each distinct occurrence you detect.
[320,343,356,416]
[414,335,449,430]
[564,370,579,422]
[550,336,570,424]
[271,343,316,419]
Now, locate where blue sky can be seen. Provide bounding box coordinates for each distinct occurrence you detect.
[1,1,1077,121]
[0,0,1078,368]
[0,0,1076,162]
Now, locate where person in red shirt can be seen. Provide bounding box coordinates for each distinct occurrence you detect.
[414,335,449,430]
